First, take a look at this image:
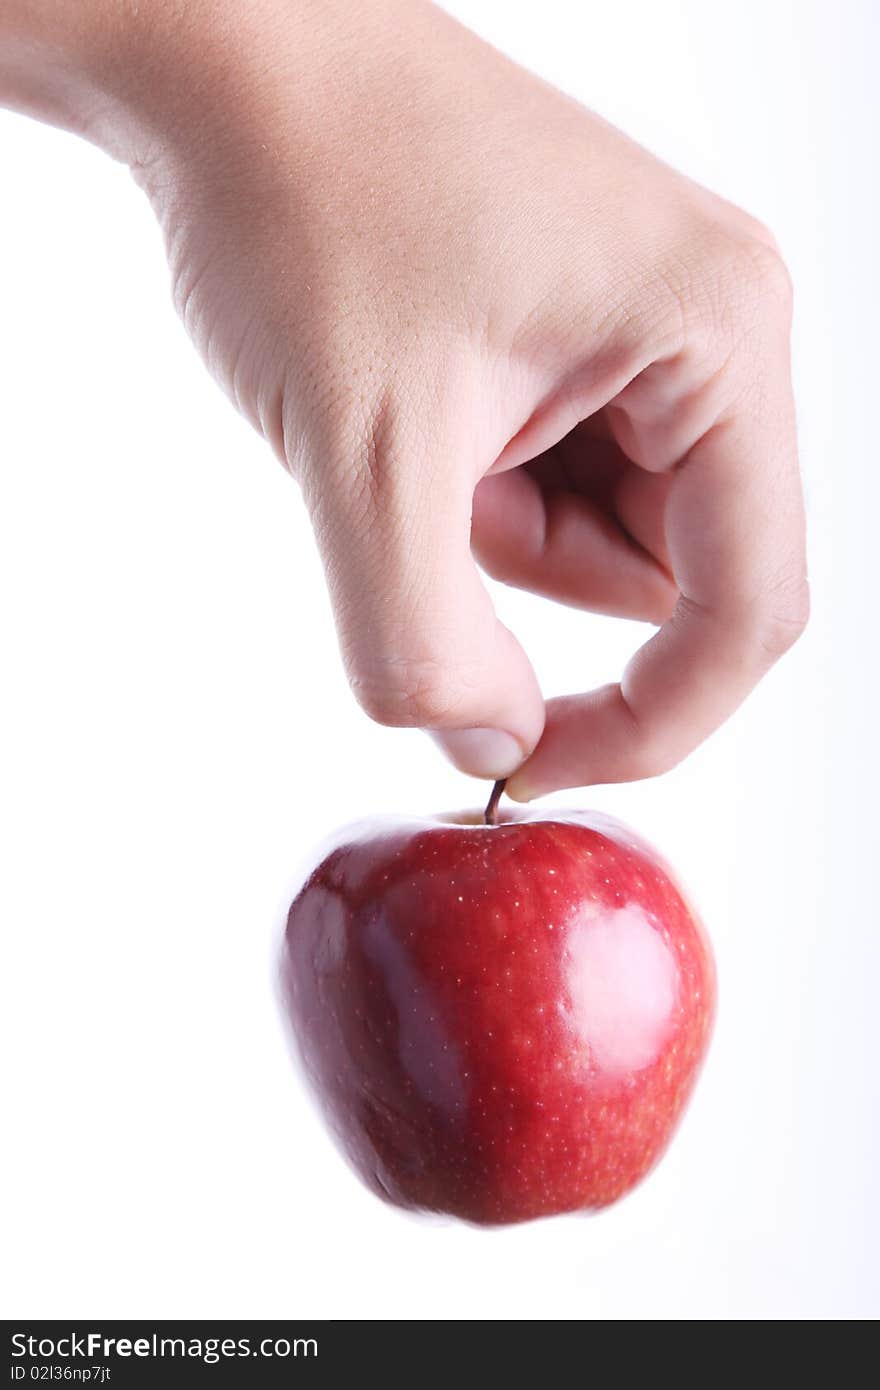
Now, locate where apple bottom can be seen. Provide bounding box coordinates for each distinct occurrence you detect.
[281,811,715,1225]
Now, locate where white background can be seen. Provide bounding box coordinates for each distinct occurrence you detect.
[1,1,876,1319]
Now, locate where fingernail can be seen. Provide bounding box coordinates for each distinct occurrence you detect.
[431,728,525,779]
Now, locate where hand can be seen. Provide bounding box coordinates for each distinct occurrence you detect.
[6,1,808,794]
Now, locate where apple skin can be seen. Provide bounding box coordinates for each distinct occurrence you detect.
[280,807,715,1225]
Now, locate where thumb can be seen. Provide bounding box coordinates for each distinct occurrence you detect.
[304,406,544,780]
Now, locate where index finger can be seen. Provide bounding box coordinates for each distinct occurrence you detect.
[506,282,808,798]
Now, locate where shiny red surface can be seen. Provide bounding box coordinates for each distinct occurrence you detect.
[281,809,715,1225]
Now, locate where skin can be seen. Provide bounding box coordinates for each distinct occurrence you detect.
[0,1,809,797]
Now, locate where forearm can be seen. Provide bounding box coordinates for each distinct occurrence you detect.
[0,1,161,158]
[0,0,377,166]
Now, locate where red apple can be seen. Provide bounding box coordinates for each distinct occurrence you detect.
[280,792,715,1225]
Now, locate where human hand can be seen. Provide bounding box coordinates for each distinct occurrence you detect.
[13,0,807,795]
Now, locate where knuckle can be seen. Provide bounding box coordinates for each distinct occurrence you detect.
[720,233,794,323]
[678,221,794,352]
[742,237,794,312]
[756,580,811,659]
[726,207,785,259]
[350,659,470,729]
[319,389,400,511]
[714,573,810,664]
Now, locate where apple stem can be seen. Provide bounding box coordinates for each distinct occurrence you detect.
[484,779,506,827]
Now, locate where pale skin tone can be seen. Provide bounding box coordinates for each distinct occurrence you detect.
[0,0,808,797]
